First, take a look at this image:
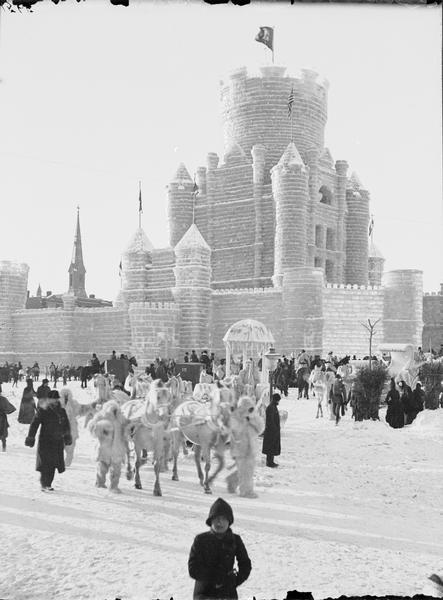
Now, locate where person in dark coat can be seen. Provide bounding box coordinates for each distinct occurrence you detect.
[18,378,37,424]
[398,380,413,426]
[188,497,251,600]
[262,393,281,468]
[25,389,72,492]
[190,350,199,363]
[0,394,16,451]
[385,378,404,429]
[408,382,425,425]
[36,378,51,401]
[331,374,346,425]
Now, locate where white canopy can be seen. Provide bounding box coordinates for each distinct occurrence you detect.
[223,319,275,377]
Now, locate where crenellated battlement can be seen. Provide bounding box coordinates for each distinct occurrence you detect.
[128,301,178,310]
[325,283,382,291]
[213,287,280,296]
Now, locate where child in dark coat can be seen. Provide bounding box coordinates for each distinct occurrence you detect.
[188,497,251,600]
[25,390,72,492]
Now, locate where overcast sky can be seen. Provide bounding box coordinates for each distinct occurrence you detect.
[0,1,441,302]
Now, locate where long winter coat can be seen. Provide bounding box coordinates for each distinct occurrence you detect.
[262,400,281,457]
[0,395,16,439]
[26,402,71,473]
[188,529,251,600]
[385,389,404,429]
[18,387,37,424]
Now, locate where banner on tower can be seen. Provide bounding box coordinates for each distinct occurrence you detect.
[288,86,294,118]
[369,215,374,237]
[255,27,274,51]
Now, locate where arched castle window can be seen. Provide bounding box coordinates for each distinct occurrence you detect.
[326,228,335,250]
[315,225,323,247]
[325,259,334,282]
[319,185,333,205]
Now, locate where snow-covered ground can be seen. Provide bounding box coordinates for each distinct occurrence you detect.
[1,380,442,600]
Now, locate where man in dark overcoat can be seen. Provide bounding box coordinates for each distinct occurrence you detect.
[262,392,281,468]
[25,390,72,491]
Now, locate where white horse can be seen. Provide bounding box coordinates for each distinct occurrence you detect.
[122,381,172,495]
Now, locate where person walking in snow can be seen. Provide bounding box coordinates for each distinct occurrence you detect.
[262,392,281,468]
[18,378,37,424]
[0,394,16,451]
[188,497,252,600]
[25,390,72,492]
[88,400,128,493]
[226,396,264,498]
[331,373,346,425]
[385,378,404,429]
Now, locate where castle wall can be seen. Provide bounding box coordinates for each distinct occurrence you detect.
[422,292,443,351]
[207,161,258,286]
[383,270,423,346]
[146,248,175,302]
[282,268,324,355]
[128,301,180,369]
[210,288,282,358]
[11,305,129,367]
[323,284,384,357]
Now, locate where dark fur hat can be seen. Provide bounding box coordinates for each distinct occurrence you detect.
[205,497,234,527]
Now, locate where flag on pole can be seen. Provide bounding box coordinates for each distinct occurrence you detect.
[138,185,143,214]
[255,26,274,51]
[288,86,294,119]
[368,215,374,237]
[192,180,199,197]
[119,260,122,277]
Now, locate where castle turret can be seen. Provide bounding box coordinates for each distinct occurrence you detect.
[121,228,153,303]
[383,270,423,346]
[68,207,87,298]
[173,223,212,354]
[167,163,194,248]
[368,240,385,287]
[272,142,309,287]
[345,187,369,285]
[0,261,29,361]
[220,66,328,176]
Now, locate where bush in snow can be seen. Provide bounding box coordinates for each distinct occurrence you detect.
[354,363,389,420]
[418,361,443,410]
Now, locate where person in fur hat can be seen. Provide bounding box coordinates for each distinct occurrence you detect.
[25,390,72,492]
[188,497,251,600]
[226,396,264,499]
[88,400,128,493]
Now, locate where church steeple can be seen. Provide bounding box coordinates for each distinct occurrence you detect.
[68,206,87,297]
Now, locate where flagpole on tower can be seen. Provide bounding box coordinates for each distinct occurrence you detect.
[138,180,142,229]
[192,176,199,225]
[288,86,294,142]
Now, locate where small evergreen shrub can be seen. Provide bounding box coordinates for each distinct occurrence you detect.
[354,363,389,420]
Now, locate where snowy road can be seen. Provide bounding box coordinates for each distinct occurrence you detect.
[1,381,442,600]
